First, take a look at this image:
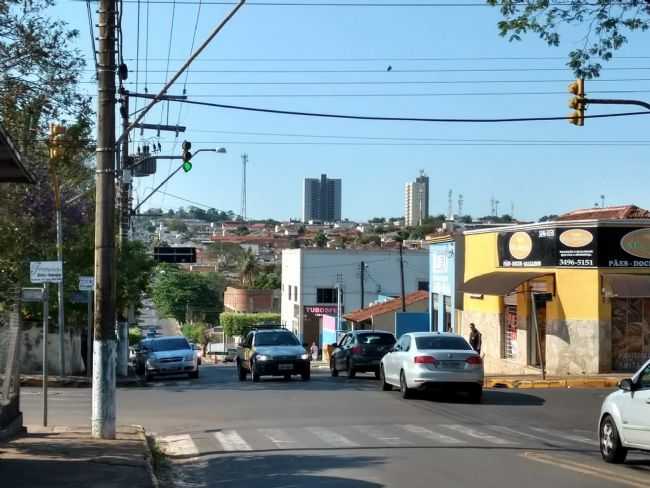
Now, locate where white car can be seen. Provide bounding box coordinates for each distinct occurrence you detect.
[599,359,650,463]
[379,332,484,402]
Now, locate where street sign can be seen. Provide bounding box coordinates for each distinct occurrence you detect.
[30,261,62,283]
[22,287,45,302]
[70,291,90,304]
[79,276,95,291]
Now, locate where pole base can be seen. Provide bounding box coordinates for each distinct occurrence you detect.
[91,339,116,439]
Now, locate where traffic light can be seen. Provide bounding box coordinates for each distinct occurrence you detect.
[181,140,192,172]
[48,123,66,159]
[568,79,585,126]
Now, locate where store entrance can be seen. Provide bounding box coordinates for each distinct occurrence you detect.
[528,295,547,368]
[612,298,650,371]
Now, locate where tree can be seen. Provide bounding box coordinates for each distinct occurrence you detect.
[239,250,259,287]
[253,271,281,289]
[488,0,650,78]
[166,219,188,233]
[234,225,250,236]
[220,312,281,337]
[181,322,209,348]
[539,214,560,222]
[151,265,225,323]
[314,230,328,248]
[116,241,155,319]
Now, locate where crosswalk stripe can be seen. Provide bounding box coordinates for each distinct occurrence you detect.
[400,424,463,444]
[258,428,302,449]
[158,434,199,456]
[214,430,252,451]
[530,427,596,445]
[490,425,563,445]
[440,424,516,445]
[355,425,412,445]
[305,427,359,448]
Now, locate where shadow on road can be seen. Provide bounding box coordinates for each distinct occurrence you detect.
[412,389,545,406]
[169,452,384,488]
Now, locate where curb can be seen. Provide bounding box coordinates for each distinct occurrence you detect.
[133,424,160,488]
[485,377,621,389]
[20,376,146,388]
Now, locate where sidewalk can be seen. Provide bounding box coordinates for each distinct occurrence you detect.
[20,375,145,388]
[485,373,628,389]
[0,425,156,488]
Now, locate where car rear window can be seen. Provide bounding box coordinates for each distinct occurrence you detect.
[254,331,300,346]
[357,333,396,345]
[415,336,472,350]
[151,338,191,351]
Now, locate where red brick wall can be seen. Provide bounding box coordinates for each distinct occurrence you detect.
[223,287,275,313]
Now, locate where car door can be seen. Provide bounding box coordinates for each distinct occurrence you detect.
[242,332,254,370]
[335,334,351,371]
[624,363,650,447]
[386,336,408,383]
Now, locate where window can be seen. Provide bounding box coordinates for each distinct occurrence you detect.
[638,364,650,389]
[503,305,517,359]
[317,287,338,304]
[397,335,411,351]
[287,286,291,301]
[357,333,396,345]
[431,293,439,331]
[443,296,452,332]
[293,286,298,301]
[418,281,430,291]
[150,338,190,351]
[254,331,300,347]
[340,334,352,347]
[415,336,471,351]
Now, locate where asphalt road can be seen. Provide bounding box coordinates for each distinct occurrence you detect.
[20,364,650,488]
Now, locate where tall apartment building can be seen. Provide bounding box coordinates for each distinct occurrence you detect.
[404,171,429,227]
[303,174,342,222]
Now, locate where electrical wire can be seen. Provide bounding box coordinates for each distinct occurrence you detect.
[85,1,99,79]
[96,67,650,73]
[166,98,650,123]
[87,1,646,7]
[122,55,650,62]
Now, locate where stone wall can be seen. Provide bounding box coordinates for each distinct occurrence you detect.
[545,319,601,374]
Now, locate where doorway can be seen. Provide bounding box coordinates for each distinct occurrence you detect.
[528,295,547,368]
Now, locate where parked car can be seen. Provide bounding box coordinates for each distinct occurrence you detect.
[225,348,238,362]
[330,331,396,379]
[133,338,153,375]
[598,359,650,463]
[379,332,484,402]
[141,336,199,381]
[190,343,202,365]
[237,328,310,382]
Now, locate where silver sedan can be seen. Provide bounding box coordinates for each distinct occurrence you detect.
[379,332,484,402]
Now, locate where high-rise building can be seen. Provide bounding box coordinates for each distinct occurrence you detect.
[303,174,342,222]
[404,170,429,227]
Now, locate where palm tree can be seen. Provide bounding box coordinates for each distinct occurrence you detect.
[239,250,259,287]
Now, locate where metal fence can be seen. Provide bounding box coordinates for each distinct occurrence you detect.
[0,289,22,411]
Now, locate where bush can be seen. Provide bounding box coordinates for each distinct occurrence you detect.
[220,312,281,337]
[181,322,209,346]
[129,326,143,346]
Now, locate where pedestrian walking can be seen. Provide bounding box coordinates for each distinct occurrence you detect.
[310,342,319,361]
[469,323,482,355]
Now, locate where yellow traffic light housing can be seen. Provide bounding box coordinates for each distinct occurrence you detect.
[568,79,585,126]
[48,123,66,159]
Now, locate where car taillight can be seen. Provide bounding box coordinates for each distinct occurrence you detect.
[351,346,362,354]
[414,355,439,366]
[466,355,482,365]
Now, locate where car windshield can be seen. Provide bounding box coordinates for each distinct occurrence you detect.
[254,332,300,346]
[357,333,395,345]
[150,338,191,352]
[415,336,472,350]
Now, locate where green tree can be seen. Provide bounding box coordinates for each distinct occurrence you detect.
[181,322,209,348]
[220,312,281,337]
[239,250,259,287]
[116,241,155,319]
[253,271,281,289]
[166,219,188,233]
[313,230,328,248]
[151,265,225,323]
[488,0,650,78]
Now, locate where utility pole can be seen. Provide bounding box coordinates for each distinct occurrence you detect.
[119,91,130,243]
[241,153,247,221]
[359,261,365,309]
[92,0,117,440]
[399,241,406,312]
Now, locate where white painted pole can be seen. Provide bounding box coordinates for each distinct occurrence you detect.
[42,283,49,427]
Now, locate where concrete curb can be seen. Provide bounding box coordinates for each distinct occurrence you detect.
[485,377,621,389]
[20,375,146,388]
[133,424,160,488]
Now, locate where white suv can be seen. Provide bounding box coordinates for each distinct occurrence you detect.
[599,359,650,463]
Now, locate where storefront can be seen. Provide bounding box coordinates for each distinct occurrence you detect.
[460,215,650,375]
[428,236,464,333]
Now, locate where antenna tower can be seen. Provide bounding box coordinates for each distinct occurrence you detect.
[240,153,248,221]
[447,189,453,220]
[458,194,464,217]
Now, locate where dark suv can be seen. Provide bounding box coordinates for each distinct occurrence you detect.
[330,330,396,378]
[237,328,311,382]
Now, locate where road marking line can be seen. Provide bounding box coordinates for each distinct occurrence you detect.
[522,452,649,488]
[305,427,359,448]
[158,434,199,456]
[355,425,412,446]
[489,425,563,446]
[258,428,301,449]
[400,424,462,444]
[530,427,596,445]
[214,430,252,451]
[440,424,516,445]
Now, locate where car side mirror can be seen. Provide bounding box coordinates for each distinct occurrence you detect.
[619,378,634,392]
[391,345,400,352]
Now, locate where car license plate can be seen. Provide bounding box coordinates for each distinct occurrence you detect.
[442,361,465,369]
[278,363,293,371]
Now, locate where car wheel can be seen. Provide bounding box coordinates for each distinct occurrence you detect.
[400,370,414,399]
[380,365,392,391]
[330,359,339,377]
[302,370,311,381]
[145,370,153,382]
[251,363,261,382]
[347,360,356,379]
[469,385,482,403]
[237,363,247,382]
[600,415,628,464]
[374,368,381,380]
[189,369,199,379]
[284,373,292,381]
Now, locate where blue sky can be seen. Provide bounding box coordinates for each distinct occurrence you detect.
[54,1,649,221]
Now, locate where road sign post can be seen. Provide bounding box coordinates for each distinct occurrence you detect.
[42,283,49,426]
[78,277,94,377]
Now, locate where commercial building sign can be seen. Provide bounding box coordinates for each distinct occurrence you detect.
[498,226,650,268]
[304,305,341,316]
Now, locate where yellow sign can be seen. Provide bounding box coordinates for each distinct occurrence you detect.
[559,229,593,248]
[509,232,533,260]
[620,229,650,259]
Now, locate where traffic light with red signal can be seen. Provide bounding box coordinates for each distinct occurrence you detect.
[568,79,585,126]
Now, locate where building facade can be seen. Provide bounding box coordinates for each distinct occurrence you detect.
[404,171,429,227]
[281,249,429,344]
[223,287,280,313]
[459,214,650,375]
[303,174,342,222]
[429,236,464,333]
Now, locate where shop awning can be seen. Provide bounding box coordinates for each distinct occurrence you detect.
[461,271,552,296]
[603,274,650,298]
[0,123,34,183]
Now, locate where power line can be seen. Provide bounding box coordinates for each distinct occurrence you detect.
[85,1,99,78]
[91,1,645,7]
[88,67,650,73]
[140,139,650,146]
[122,55,650,62]
[159,97,650,122]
